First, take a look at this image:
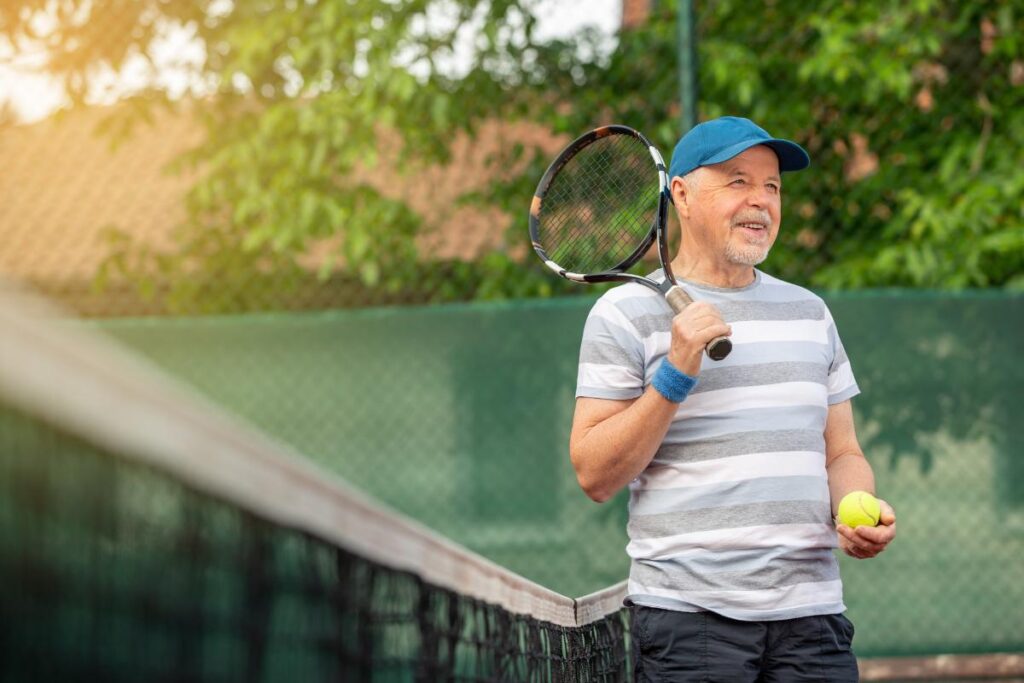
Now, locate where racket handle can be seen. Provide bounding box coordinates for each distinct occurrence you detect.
[664,286,732,361]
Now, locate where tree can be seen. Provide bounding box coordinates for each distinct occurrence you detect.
[530,0,1024,290]
[2,0,1021,313]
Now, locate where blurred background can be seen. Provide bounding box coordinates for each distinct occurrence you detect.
[1,0,1022,668]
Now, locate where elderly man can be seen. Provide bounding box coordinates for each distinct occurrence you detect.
[570,117,896,681]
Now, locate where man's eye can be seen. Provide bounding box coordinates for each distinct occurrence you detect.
[767,184,780,193]
[731,179,746,186]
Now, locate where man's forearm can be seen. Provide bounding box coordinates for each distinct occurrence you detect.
[570,387,680,502]
[825,451,876,516]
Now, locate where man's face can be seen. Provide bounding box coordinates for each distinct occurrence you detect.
[686,145,783,267]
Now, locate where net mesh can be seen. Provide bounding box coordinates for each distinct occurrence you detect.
[0,289,631,682]
[534,133,660,275]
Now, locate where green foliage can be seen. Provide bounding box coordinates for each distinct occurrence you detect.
[510,0,1024,291]
[4,0,1021,312]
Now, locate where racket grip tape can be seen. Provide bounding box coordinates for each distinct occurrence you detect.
[664,285,693,313]
[664,286,733,361]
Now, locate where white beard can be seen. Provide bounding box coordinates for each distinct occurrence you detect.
[725,241,770,266]
[725,210,774,266]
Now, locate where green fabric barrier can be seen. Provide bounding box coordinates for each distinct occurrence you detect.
[94,292,1024,658]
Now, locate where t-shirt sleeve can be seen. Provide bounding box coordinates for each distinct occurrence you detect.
[825,305,860,404]
[575,296,646,400]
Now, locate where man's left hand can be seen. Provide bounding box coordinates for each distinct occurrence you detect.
[837,499,896,559]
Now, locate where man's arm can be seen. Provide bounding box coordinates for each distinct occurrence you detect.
[824,399,897,558]
[570,390,678,503]
[570,301,731,503]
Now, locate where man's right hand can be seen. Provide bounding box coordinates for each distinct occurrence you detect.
[666,301,732,377]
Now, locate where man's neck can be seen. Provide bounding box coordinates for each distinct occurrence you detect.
[669,255,757,289]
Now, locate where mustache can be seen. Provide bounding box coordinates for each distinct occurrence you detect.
[731,211,772,227]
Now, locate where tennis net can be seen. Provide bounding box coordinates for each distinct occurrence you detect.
[0,283,631,682]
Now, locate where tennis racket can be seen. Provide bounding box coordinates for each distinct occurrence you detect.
[529,125,732,361]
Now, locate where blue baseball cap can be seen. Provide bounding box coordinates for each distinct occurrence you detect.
[668,116,810,179]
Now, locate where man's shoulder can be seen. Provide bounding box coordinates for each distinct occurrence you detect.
[754,270,826,306]
[583,281,670,343]
[590,280,667,316]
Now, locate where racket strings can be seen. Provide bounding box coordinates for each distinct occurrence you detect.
[548,141,653,268]
[536,134,660,274]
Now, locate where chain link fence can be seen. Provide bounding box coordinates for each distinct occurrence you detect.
[2,0,1023,662]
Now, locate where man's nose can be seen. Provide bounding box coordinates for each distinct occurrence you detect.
[746,185,772,208]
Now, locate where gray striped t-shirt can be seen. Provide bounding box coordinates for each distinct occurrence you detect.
[576,269,859,621]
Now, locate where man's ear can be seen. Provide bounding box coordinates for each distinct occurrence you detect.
[670,176,691,219]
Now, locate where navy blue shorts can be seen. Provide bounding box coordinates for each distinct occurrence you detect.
[630,605,859,682]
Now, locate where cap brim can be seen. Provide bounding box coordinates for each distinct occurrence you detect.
[704,138,810,172]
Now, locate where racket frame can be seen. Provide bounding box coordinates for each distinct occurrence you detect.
[529,124,732,361]
[529,125,667,286]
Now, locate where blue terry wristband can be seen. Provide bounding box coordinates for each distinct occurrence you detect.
[652,358,698,403]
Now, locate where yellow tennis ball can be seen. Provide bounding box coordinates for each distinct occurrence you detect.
[837,491,881,528]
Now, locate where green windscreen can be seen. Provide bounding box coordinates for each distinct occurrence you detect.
[90,292,1024,658]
